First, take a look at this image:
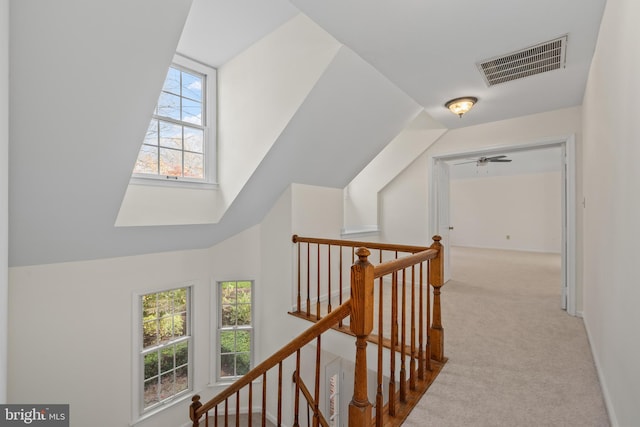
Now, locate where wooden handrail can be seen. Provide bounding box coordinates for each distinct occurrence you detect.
[373,248,438,278]
[190,300,352,423]
[292,234,429,254]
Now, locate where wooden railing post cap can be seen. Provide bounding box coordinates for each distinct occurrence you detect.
[432,235,442,242]
[355,247,371,260]
[190,394,202,423]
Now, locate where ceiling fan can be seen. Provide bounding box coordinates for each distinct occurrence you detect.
[455,155,512,166]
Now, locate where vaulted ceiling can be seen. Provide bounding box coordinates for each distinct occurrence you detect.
[8,0,606,266]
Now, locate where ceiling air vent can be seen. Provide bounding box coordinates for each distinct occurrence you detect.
[477,35,567,87]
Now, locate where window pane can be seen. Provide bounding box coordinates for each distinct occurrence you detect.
[144,119,159,146]
[221,282,236,302]
[175,366,189,393]
[175,341,189,367]
[144,352,159,380]
[236,353,250,376]
[236,304,251,326]
[134,145,158,175]
[144,379,160,407]
[158,315,177,343]
[237,282,251,325]
[220,354,234,377]
[159,121,182,149]
[142,294,157,318]
[236,330,251,353]
[157,92,181,121]
[220,330,236,353]
[184,127,203,153]
[160,373,175,400]
[221,304,236,327]
[173,288,187,312]
[157,291,172,316]
[160,346,175,373]
[159,148,182,177]
[142,319,159,348]
[182,98,202,125]
[163,67,181,95]
[171,313,182,339]
[184,152,204,179]
[182,71,202,101]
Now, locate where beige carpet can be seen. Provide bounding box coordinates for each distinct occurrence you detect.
[403,246,609,427]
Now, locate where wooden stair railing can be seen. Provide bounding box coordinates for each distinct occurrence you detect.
[190,302,352,427]
[190,236,445,427]
[290,235,446,426]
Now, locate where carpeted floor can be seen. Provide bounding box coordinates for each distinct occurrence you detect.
[403,246,609,427]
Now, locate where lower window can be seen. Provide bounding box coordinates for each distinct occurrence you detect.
[217,280,253,381]
[139,286,192,412]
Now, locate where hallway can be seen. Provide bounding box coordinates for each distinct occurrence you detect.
[404,247,609,426]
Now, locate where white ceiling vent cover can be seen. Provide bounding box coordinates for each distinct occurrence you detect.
[477,35,567,87]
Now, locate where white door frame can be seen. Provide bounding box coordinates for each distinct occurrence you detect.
[428,136,577,316]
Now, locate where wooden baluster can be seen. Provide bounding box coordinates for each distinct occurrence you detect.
[214,405,217,427]
[235,391,240,427]
[190,395,202,427]
[400,268,407,403]
[426,261,432,372]
[349,247,374,427]
[339,246,344,328]
[375,251,383,427]
[418,262,426,379]
[296,237,301,313]
[389,271,397,417]
[278,363,283,426]
[314,335,321,427]
[327,244,332,314]
[317,243,321,320]
[224,399,228,427]
[248,383,252,427]
[429,235,445,362]
[293,351,301,427]
[410,264,416,391]
[261,373,267,427]
[307,243,311,318]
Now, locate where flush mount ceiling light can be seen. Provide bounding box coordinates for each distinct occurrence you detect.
[445,97,478,118]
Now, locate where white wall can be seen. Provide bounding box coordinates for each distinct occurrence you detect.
[582,0,640,424]
[450,172,562,253]
[218,15,340,216]
[8,226,261,427]
[0,0,9,404]
[378,153,432,247]
[343,111,446,232]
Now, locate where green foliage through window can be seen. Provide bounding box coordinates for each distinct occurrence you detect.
[140,287,190,411]
[218,281,253,379]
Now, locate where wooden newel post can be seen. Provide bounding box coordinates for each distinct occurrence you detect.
[190,395,202,427]
[429,236,445,362]
[349,247,374,427]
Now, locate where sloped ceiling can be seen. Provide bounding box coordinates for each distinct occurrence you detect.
[9,0,606,266]
[291,0,607,129]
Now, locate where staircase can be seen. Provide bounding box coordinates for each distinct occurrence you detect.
[190,235,446,427]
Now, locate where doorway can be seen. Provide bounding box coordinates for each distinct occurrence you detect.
[429,137,576,315]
